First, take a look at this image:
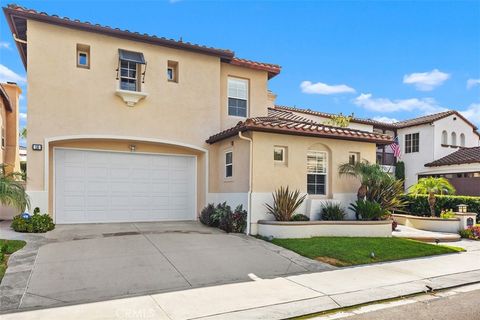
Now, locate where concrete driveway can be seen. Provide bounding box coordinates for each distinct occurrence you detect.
[2,221,332,311]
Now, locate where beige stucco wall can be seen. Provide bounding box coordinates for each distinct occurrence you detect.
[250,132,377,195]
[46,139,206,216]
[3,83,21,173]
[0,100,5,165]
[208,134,251,194]
[25,19,269,204]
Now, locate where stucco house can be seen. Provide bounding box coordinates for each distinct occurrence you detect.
[272,106,480,194]
[3,5,394,233]
[0,82,22,219]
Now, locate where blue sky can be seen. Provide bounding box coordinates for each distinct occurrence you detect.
[1,0,479,139]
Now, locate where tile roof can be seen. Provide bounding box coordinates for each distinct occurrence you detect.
[206,116,393,144]
[0,84,12,112]
[425,146,480,167]
[273,105,397,128]
[3,4,281,77]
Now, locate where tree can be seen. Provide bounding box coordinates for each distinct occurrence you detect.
[409,177,455,217]
[338,160,390,201]
[323,113,353,128]
[0,164,30,212]
[20,127,27,139]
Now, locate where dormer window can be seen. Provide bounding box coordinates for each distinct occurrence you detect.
[117,49,146,92]
[115,49,148,107]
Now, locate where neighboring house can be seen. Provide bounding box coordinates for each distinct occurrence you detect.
[0,82,21,219]
[271,106,480,194]
[4,5,392,233]
[0,82,21,173]
[423,146,480,196]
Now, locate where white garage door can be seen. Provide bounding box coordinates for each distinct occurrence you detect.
[54,149,196,224]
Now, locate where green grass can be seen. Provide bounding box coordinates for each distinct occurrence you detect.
[271,237,464,266]
[0,239,26,283]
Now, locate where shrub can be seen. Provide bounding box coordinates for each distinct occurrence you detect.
[395,161,405,181]
[11,212,55,233]
[199,203,247,233]
[320,203,346,221]
[349,200,388,221]
[230,205,247,233]
[392,220,398,231]
[459,226,480,240]
[401,194,480,219]
[366,177,406,213]
[290,214,310,221]
[440,209,455,219]
[199,203,216,227]
[265,186,306,221]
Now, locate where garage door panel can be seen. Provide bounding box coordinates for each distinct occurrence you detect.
[55,149,196,224]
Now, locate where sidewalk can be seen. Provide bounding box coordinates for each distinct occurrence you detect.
[3,240,480,320]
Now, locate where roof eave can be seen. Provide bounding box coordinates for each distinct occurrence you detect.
[207,126,393,145]
[3,8,27,69]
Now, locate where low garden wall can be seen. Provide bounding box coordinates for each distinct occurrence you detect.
[392,213,476,233]
[257,220,392,239]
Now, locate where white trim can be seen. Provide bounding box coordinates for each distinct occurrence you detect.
[227,76,249,118]
[53,147,197,224]
[43,135,209,215]
[224,149,233,179]
[307,150,328,196]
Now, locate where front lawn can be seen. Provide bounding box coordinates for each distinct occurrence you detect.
[271,237,463,267]
[0,239,26,282]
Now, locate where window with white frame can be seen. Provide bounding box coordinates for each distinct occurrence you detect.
[451,132,457,146]
[228,77,248,117]
[442,130,448,145]
[348,152,360,165]
[76,44,90,69]
[307,151,327,195]
[405,133,419,153]
[274,146,287,164]
[225,151,233,178]
[118,49,146,92]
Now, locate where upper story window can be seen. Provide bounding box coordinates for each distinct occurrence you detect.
[228,77,248,117]
[225,151,233,178]
[76,44,90,69]
[118,49,146,92]
[274,146,287,165]
[451,132,457,146]
[442,130,448,145]
[405,133,419,153]
[167,60,178,82]
[307,151,327,195]
[460,133,465,147]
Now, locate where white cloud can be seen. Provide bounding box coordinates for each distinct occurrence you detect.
[19,113,27,119]
[403,69,450,91]
[300,81,356,95]
[460,103,480,125]
[353,93,445,114]
[373,116,398,123]
[0,42,10,50]
[0,64,26,83]
[467,79,480,89]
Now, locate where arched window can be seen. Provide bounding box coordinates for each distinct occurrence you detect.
[451,132,457,146]
[460,133,465,147]
[442,130,448,145]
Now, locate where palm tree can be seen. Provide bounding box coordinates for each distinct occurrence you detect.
[338,160,390,200]
[409,177,455,217]
[0,164,30,212]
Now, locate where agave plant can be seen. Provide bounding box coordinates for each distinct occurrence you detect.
[0,164,30,212]
[265,186,306,221]
[409,177,455,217]
[366,176,407,213]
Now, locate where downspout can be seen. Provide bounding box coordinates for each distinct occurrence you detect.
[238,131,253,235]
[13,34,27,44]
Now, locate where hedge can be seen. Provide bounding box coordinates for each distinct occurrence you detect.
[400,194,480,220]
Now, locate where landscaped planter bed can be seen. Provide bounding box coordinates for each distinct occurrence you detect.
[257,220,392,239]
[392,213,476,233]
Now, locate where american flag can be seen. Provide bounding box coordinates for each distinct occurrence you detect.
[390,136,401,158]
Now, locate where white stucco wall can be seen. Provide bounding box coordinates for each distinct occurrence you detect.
[397,124,435,189]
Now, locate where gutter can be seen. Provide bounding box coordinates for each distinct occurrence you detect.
[238,131,253,235]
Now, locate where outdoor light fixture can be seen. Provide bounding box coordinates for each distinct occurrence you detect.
[129,144,136,152]
[457,204,468,213]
